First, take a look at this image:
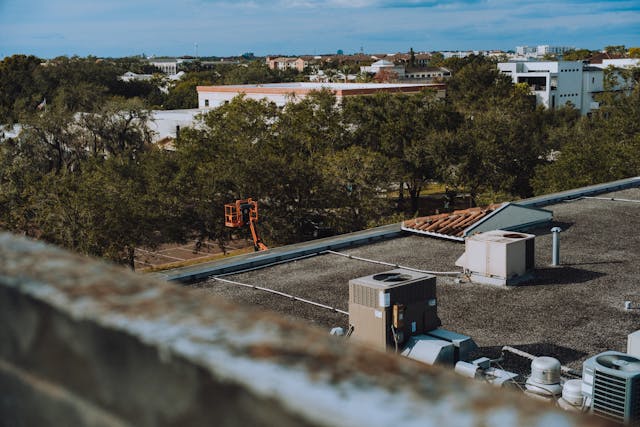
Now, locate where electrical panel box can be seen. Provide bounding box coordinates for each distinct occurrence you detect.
[348,269,440,351]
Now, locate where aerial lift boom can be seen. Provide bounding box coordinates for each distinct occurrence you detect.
[224,198,268,251]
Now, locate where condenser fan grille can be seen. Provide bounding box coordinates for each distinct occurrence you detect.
[372,273,413,282]
[593,370,627,422]
[596,355,640,372]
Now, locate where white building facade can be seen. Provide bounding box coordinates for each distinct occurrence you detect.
[359,60,406,78]
[149,60,178,75]
[197,82,446,109]
[498,61,603,115]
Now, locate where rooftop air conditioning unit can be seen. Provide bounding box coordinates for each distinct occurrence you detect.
[583,351,640,425]
[348,269,440,351]
[455,229,535,286]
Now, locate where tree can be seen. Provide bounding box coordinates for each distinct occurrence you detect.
[563,49,593,61]
[446,56,514,112]
[604,45,626,56]
[321,146,394,231]
[223,61,278,85]
[79,97,154,158]
[343,91,462,212]
[18,106,84,174]
[630,48,640,58]
[0,55,43,123]
[173,95,278,243]
[439,84,550,204]
[254,90,344,242]
[533,86,640,194]
[429,52,444,67]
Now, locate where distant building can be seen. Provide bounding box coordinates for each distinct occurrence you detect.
[596,58,640,69]
[266,57,308,72]
[441,51,476,59]
[359,60,406,78]
[149,59,178,75]
[196,82,446,109]
[119,71,154,82]
[515,45,574,58]
[537,45,574,57]
[149,109,207,147]
[516,46,538,57]
[404,67,451,81]
[498,60,607,115]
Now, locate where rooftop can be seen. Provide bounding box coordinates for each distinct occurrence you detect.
[186,186,640,374]
[197,82,445,97]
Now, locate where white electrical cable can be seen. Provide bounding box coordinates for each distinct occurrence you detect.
[211,276,349,315]
[563,196,640,204]
[323,250,462,276]
[501,346,581,377]
[584,196,640,203]
[215,252,321,277]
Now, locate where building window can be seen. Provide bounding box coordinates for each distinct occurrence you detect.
[204,99,209,107]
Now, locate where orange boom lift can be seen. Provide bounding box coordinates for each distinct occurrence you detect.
[224,198,268,252]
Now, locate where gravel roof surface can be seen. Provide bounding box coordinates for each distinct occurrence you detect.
[190,188,640,373]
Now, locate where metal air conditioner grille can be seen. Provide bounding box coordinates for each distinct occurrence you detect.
[593,369,627,423]
[633,376,640,425]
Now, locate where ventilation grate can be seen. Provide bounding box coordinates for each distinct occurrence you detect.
[593,370,626,423]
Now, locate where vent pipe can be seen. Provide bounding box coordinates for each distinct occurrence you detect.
[551,227,562,266]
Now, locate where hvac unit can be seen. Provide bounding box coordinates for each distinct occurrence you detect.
[583,351,640,425]
[455,229,535,286]
[348,269,440,351]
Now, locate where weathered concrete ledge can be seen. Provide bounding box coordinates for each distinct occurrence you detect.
[0,232,601,426]
[157,223,405,283]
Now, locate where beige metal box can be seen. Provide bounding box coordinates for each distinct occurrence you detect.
[348,269,439,351]
[455,230,535,285]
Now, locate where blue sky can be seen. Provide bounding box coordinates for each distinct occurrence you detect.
[1,0,639,58]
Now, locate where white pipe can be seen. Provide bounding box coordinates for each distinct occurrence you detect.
[551,227,562,266]
[212,276,349,315]
[216,252,321,277]
[583,197,640,203]
[323,250,461,276]
[501,346,580,377]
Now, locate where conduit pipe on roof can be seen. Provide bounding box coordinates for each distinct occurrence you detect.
[323,250,461,276]
[501,346,581,377]
[563,196,640,204]
[211,276,349,315]
[215,252,321,277]
[583,197,640,204]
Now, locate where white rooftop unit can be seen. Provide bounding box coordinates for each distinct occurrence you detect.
[455,230,535,285]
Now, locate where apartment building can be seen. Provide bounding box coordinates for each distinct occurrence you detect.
[498,60,604,115]
[266,57,308,72]
[197,82,446,109]
[515,45,574,58]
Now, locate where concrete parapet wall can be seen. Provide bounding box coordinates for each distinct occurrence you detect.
[0,233,600,426]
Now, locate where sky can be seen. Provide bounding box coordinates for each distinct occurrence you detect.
[0,0,639,58]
